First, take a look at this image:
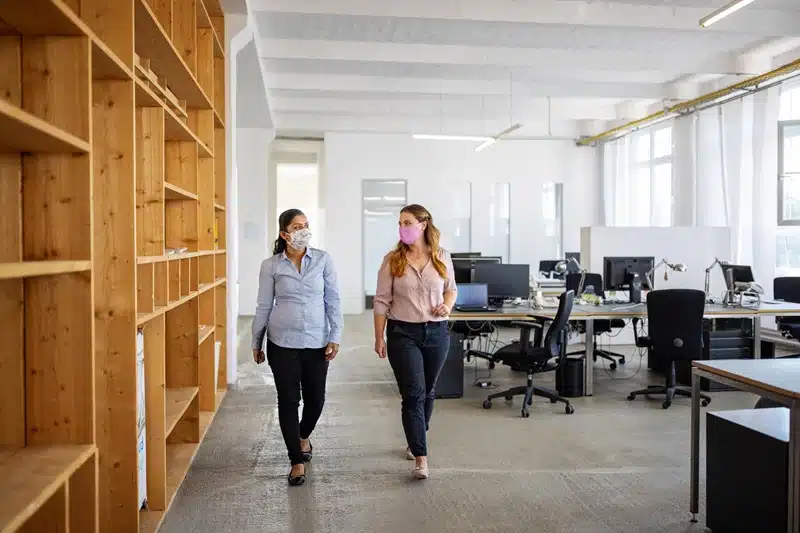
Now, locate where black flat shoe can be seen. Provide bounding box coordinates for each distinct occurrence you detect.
[287,468,306,486]
[301,441,313,463]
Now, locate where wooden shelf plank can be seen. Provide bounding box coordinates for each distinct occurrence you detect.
[92,39,132,81]
[0,261,91,280]
[215,249,226,255]
[137,255,168,265]
[198,141,213,158]
[165,182,198,201]
[198,278,226,295]
[195,0,225,59]
[198,325,215,345]
[165,387,199,438]
[0,99,90,153]
[0,445,95,533]
[214,109,224,128]
[0,0,87,36]
[134,0,212,109]
[214,203,225,211]
[136,291,199,326]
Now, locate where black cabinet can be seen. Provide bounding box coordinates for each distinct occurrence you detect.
[435,332,465,399]
[707,408,788,533]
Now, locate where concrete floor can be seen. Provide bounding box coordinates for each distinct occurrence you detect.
[159,315,764,533]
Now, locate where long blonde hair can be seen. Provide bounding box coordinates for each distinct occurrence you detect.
[389,204,448,279]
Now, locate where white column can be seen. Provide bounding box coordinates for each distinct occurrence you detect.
[672,114,696,226]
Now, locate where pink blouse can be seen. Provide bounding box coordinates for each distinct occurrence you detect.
[373,249,458,323]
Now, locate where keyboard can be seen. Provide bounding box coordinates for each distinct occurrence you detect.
[454,306,497,313]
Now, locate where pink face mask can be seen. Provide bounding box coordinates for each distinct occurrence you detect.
[399,223,424,245]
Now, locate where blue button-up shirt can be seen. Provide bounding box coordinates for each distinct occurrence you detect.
[251,248,343,351]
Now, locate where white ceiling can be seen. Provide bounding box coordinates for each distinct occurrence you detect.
[250,0,800,138]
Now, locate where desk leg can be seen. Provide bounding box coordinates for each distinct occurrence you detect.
[754,317,762,359]
[690,371,700,523]
[789,403,800,533]
[585,320,594,397]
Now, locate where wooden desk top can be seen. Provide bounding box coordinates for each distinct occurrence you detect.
[693,359,800,400]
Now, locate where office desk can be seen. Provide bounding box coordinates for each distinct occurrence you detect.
[529,301,800,396]
[449,305,537,322]
[690,359,800,533]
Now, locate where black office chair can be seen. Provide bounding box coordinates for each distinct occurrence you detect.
[627,289,712,409]
[774,277,800,357]
[451,321,496,366]
[565,272,627,369]
[482,290,576,417]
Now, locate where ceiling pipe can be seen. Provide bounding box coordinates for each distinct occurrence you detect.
[576,57,800,146]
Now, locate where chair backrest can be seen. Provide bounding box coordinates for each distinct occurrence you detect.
[565,272,605,298]
[647,289,705,362]
[543,290,574,358]
[775,277,800,326]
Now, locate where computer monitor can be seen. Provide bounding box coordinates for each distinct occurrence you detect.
[722,264,755,285]
[453,265,473,284]
[455,283,489,307]
[452,252,482,259]
[472,263,531,301]
[603,256,656,290]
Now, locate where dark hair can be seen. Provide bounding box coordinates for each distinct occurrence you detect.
[273,208,306,255]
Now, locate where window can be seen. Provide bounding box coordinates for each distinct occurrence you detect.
[602,124,674,227]
[488,183,511,262]
[542,183,563,259]
[777,84,800,270]
[363,180,407,301]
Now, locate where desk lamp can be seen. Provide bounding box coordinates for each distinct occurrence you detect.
[704,257,729,302]
[555,257,587,296]
[645,258,687,291]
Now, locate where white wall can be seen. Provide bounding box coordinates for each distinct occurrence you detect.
[324,133,599,314]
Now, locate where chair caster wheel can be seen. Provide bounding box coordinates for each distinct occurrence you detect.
[550,398,558,404]
[504,396,513,402]
[662,400,671,409]
[482,400,492,409]
[618,357,626,365]
[488,362,496,369]
[701,399,710,407]
[521,408,530,418]
[627,394,636,401]
[565,405,575,415]
[610,363,617,370]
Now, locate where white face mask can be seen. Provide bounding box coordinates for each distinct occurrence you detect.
[287,228,312,250]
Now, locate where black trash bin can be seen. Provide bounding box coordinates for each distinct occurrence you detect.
[556,355,585,398]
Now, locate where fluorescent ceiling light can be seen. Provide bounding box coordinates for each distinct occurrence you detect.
[412,134,492,142]
[700,0,756,27]
[474,138,496,152]
[474,123,523,153]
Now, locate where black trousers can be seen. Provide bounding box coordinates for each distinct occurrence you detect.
[267,340,329,465]
[386,320,450,458]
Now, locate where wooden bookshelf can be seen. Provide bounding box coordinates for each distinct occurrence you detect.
[0,1,228,532]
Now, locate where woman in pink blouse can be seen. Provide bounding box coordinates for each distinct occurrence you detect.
[373,204,457,480]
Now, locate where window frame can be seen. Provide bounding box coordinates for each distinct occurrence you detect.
[778,120,800,226]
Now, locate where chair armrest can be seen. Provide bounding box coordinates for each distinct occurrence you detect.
[510,321,542,329]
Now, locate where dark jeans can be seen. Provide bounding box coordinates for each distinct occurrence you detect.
[267,340,329,465]
[386,319,450,457]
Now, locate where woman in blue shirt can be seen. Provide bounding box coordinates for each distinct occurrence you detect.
[251,208,343,486]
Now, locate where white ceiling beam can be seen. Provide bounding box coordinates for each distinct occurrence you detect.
[270,96,621,121]
[248,0,800,35]
[260,39,744,75]
[266,73,670,99]
[272,112,584,138]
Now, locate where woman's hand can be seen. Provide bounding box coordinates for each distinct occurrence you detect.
[253,349,265,365]
[324,342,339,361]
[375,337,387,359]
[433,303,451,318]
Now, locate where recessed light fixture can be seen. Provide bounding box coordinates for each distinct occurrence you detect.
[700,0,756,27]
